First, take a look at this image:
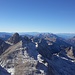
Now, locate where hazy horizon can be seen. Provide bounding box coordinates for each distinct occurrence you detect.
[1,31,75,34]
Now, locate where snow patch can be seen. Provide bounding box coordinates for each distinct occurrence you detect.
[7,68,15,75]
[37,54,44,63]
[35,42,38,48]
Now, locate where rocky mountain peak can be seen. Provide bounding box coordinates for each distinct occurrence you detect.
[8,33,20,44]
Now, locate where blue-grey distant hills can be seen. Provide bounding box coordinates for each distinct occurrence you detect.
[56,33,75,39]
[19,32,39,35]
[19,32,75,39]
[0,32,12,35]
[0,32,75,40]
[0,32,12,40]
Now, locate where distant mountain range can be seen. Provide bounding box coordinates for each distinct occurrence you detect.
[19,32,39,35]
[0,32,75,75]
[0,32,12,41]
[56,33,75,39]
[0,32,75,40]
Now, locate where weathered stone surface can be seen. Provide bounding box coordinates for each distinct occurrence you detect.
[8,33,20,44]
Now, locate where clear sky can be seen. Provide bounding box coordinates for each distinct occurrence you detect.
[0,0,75,33]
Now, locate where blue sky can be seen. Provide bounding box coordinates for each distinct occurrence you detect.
[0,0,75,33]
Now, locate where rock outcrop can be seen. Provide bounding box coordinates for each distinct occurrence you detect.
[8,33,21,44]
[0,39,9,55]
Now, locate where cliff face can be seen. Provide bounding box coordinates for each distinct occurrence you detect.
[47,55,75,75]
[0,39,9,55]
[8,33,21,44]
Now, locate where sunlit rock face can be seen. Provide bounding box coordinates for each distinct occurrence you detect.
[0,39,48,75]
